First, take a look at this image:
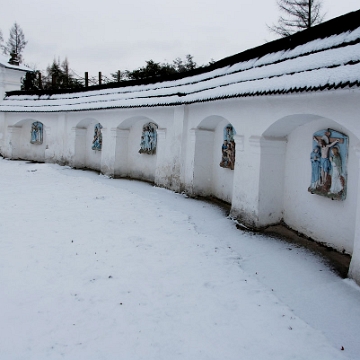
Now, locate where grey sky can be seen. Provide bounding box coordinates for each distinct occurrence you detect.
[1,0,359,78]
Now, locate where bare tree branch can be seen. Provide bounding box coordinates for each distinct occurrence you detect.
[5,22,28,62]
[268,0,325,37]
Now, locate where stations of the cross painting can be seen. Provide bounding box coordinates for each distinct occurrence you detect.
[313,130,344,145]
[310,129,348,201]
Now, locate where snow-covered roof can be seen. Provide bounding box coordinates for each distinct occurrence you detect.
[0,54,31,72]
[1,9,360,113]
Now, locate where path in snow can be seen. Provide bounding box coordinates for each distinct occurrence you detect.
[0,158,359,360]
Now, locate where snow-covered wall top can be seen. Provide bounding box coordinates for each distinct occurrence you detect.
[1,9,360,113]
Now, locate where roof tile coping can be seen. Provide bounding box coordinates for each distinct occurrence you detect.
[5,8,360,98]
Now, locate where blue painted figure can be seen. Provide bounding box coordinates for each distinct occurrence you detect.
[220,124,236,170]
[309,129,348,200]
[139,122,157,154]
[30,121,43,144]
[92,123,103,151]
[309,146,321,190]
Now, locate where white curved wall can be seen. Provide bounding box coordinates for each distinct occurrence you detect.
[283,118,359,252]
[2,89,360,283]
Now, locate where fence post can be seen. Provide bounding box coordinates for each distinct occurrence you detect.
[99,72,102,86]
[117,70,121,83]
[52,74,56,88]
[85,72,88,87]
[38,72,42,89]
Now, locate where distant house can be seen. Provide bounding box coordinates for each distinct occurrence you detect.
[0,54,30,99]
[1,10,360,284]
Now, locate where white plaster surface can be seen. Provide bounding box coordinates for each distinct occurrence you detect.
[1,81,360,283]
[0,64,28,100]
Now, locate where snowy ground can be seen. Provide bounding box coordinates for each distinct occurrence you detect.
[1,158,360,360]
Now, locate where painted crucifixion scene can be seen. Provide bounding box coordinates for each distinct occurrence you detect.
[220,124,236,170]
[139,122,158,155]
[30,121,43,144]
[308,128,348,200]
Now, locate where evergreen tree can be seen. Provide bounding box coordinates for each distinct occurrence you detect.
[126,59,177,80]
[5,22,27,62]
[269,0,325,37]
[118,55,199,82]
[110,70,127,83]
[173,54,197,73]
[22,54,205,91]
[44,58,63,89]
[21,71,39,91]
[42,57,83,90]
[21,57,84,91]
[184,54,197,71]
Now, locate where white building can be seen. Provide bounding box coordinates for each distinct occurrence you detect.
[0,54,29,99]
[1,10,360,284]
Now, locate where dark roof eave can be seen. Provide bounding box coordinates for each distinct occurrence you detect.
[2,83,358,113]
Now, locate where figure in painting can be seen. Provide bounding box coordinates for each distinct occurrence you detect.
[139,122,157,154]
[313,136,340,186]
[30,121,43,144]
[225,125,234,142]
[309,146,321,190]
[329,147,343,195]
[309,129,348,200]
[221,140,228,164]
[220,124,236,170]
[92,123,103,151]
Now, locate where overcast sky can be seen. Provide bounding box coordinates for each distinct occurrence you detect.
[0,0,359,78]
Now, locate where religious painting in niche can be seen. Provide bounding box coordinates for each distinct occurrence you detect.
[30,121,43,144]
[308,128,348,200]
[92,123,103,151]
[139,122,158,155]
[220,124,236,170]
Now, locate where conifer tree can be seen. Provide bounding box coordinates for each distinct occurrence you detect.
[43,57,83,89]
[269,0,325,37]
[173,54,197,73]
[22,58,84,91]
[114,55,200,82]
[5,22,28,62]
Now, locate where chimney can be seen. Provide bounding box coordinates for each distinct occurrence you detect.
[8,52,20,66]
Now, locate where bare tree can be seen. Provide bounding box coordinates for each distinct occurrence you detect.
[0,29,5,54]
[5,22,28,62]
[269,0,325,37]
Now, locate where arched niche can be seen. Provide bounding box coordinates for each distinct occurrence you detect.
[193,115,236,203]
[260,113,360,258]
[114,116,159,182]
[73,117,102,171]
[9,118,46,162]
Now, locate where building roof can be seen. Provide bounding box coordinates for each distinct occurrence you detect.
[1,9,360,113]
[0,54,31,72]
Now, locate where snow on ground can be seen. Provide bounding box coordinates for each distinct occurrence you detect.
[1,158,360,360]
